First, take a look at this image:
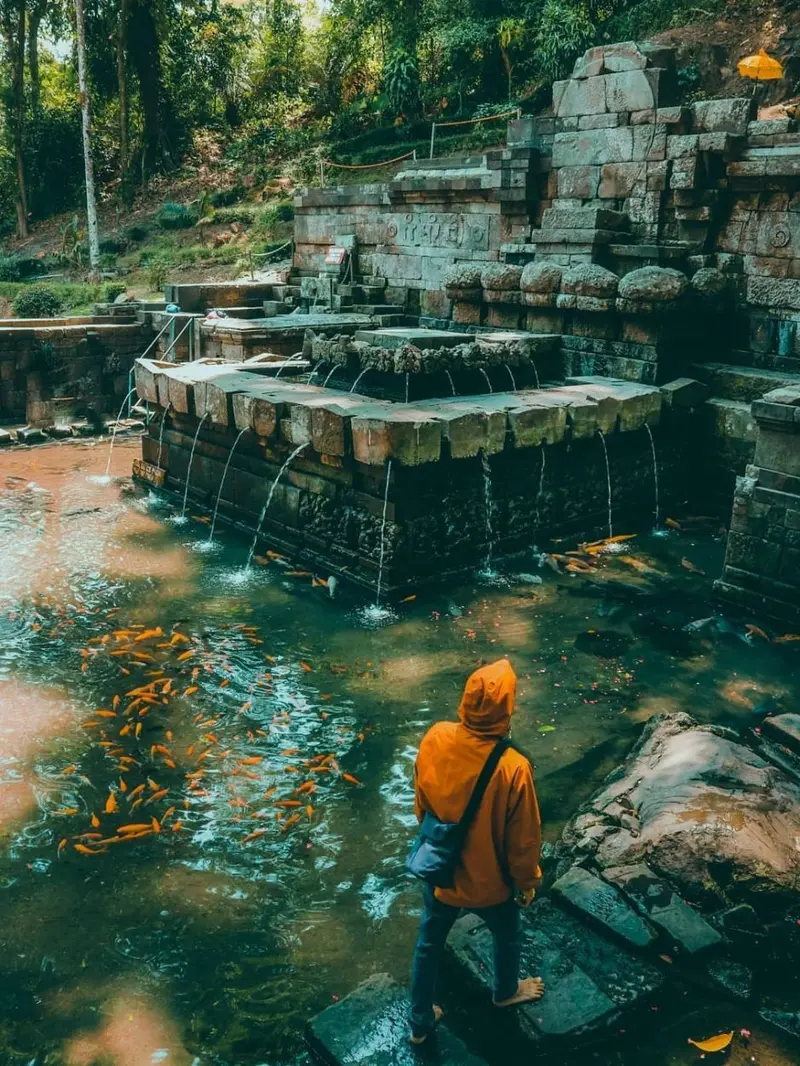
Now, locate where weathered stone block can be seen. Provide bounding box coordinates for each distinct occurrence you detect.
[599,162,643,198]
[433,403,507,458]
[561,263,620,298]
[521,262,563,294]
[605,70,660,114]
[553,75,607,118]
[552,127,635,168]
[660,377,710,409]
[556,165,601,199]
[552,866,658,949]
[508,397,568,446]
[618,266,688,302]
[691,97,752,137]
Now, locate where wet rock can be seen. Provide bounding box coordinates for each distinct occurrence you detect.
[306,972,487,1066]
[16,426,47,444]
[551,866,658,949]
[557,712,800,911]
[447,897,664,1046]
[602,863,723,955]
[691,267,729,303]
[46,424,75,439]
[761,713,800,756]
[705,956,753,1000]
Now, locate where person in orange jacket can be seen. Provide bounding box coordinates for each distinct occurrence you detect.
[409,658,544,1043]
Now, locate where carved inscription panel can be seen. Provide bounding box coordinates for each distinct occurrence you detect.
[383,212,490,252]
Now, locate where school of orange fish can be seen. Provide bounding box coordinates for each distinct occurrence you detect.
[44,614,365,857]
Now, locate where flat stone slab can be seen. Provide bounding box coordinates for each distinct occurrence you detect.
[354,328,475,350]
[761,714,800,756]
[551,866,657,949]
[205,313,372,335]
[306,973,488,1066]
[447,897,664,1046]
[602,863,722,955]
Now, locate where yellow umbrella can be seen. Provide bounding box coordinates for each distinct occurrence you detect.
[737,50,783,81]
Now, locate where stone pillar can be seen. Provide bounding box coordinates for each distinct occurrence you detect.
[716,384,800,623]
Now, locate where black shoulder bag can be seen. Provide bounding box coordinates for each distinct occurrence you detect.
[406,739,509,889]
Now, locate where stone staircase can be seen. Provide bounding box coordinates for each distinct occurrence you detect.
[270,271,408,327]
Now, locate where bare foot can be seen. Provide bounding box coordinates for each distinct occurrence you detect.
[410,1005,444,1045]
[494,977,545,1007]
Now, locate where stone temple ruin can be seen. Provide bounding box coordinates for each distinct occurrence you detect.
[128,40,800,620]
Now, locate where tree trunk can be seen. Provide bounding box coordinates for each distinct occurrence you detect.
[28,0,44,115]
[129,0,173,178]
[7,0,28,238]
[117,0,129,178]
[74,0,100,275]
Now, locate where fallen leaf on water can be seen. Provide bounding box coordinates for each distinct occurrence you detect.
[681,558,705,575]
[537,725,556,733]
[687,1032,733,1053]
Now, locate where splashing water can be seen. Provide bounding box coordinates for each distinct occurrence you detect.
[504,364,517,392]
[175,413,209,524]
[479,369,493,394]
[374,459,393,608]
[246,442,309,569]
[350,369,370,394]
[445,371,457,396]
[532,444,546,548]
[596,429,613,539]
[207,427,248,544]
[404,374,409,403]
[644,422,660,529]
[322,364,343,388]
[99,386,139,481]
[479,450,496,577]
[156,402,172,470]
[531,362,540,389]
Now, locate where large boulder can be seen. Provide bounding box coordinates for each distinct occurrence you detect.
[617,266,688,303]
[556,712,800,912]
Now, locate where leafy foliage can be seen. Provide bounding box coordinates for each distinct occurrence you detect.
[12,285,63,318]
[156,202,198,230]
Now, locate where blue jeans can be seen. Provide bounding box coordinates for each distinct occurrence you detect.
[410,884,522,1038]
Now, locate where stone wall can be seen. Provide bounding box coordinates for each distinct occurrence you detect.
[0,317,150,426]
[293,149,548,320]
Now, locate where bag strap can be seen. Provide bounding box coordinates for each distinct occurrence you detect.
[457,739,509,837]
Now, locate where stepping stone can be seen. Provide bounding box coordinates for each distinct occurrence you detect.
[447,897,664,1047]
[307,973,487,1066]
[761,713,800,756]
[551,866,657,949]
[602,863,722,955]
[16,426,47,444]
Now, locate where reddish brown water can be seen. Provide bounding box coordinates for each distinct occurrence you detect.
[0,437,798,1066]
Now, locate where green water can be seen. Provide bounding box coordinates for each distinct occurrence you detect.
[0,437,798,1066]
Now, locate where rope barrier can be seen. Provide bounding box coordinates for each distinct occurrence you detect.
[430,107,521,158]
[322,149,417,171]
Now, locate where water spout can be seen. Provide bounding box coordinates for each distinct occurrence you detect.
[374,459,393,607]
[246,442,309,569]
[103,386,139,478]
[350,368,370,394]
[156,402,172,470]
[322,364,343,388]
[275,352,305,379]
[178,413,209,522]
[445,371,457,396]
[479,369,493,394]
[644,422,660,528]
[531,362,540,389]
[533,444,546,547]
[405,374,410,403]
[596,429,613,539]
[504,364,517,392]
[480,450,495,574]
[208,427,248,543]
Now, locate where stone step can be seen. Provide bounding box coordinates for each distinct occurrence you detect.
[306,972,488,1066]
[691,362,800,402]
[372,314,409,327]
[352,304,404,315]
[703,397,757,443]
[447,896,664,1048]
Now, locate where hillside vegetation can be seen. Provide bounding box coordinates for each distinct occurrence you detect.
[0,0,797,312]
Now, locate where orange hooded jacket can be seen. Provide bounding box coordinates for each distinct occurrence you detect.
[414,659,542,909]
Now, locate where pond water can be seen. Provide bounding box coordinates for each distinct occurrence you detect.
[0,437,798,1066]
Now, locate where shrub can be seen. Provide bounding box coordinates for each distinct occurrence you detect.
[211,205,257,225]
[275,200,294,222]
[104,283,127,302]
[147,261,170,292]
[0,254,48,282]
[12,285,63,319]
[156,202,198,230]
[99,237,127,256]
[210,185,245,207]
[125,224,149,242]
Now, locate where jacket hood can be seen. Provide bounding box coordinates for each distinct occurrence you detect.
[458,659,516,737]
